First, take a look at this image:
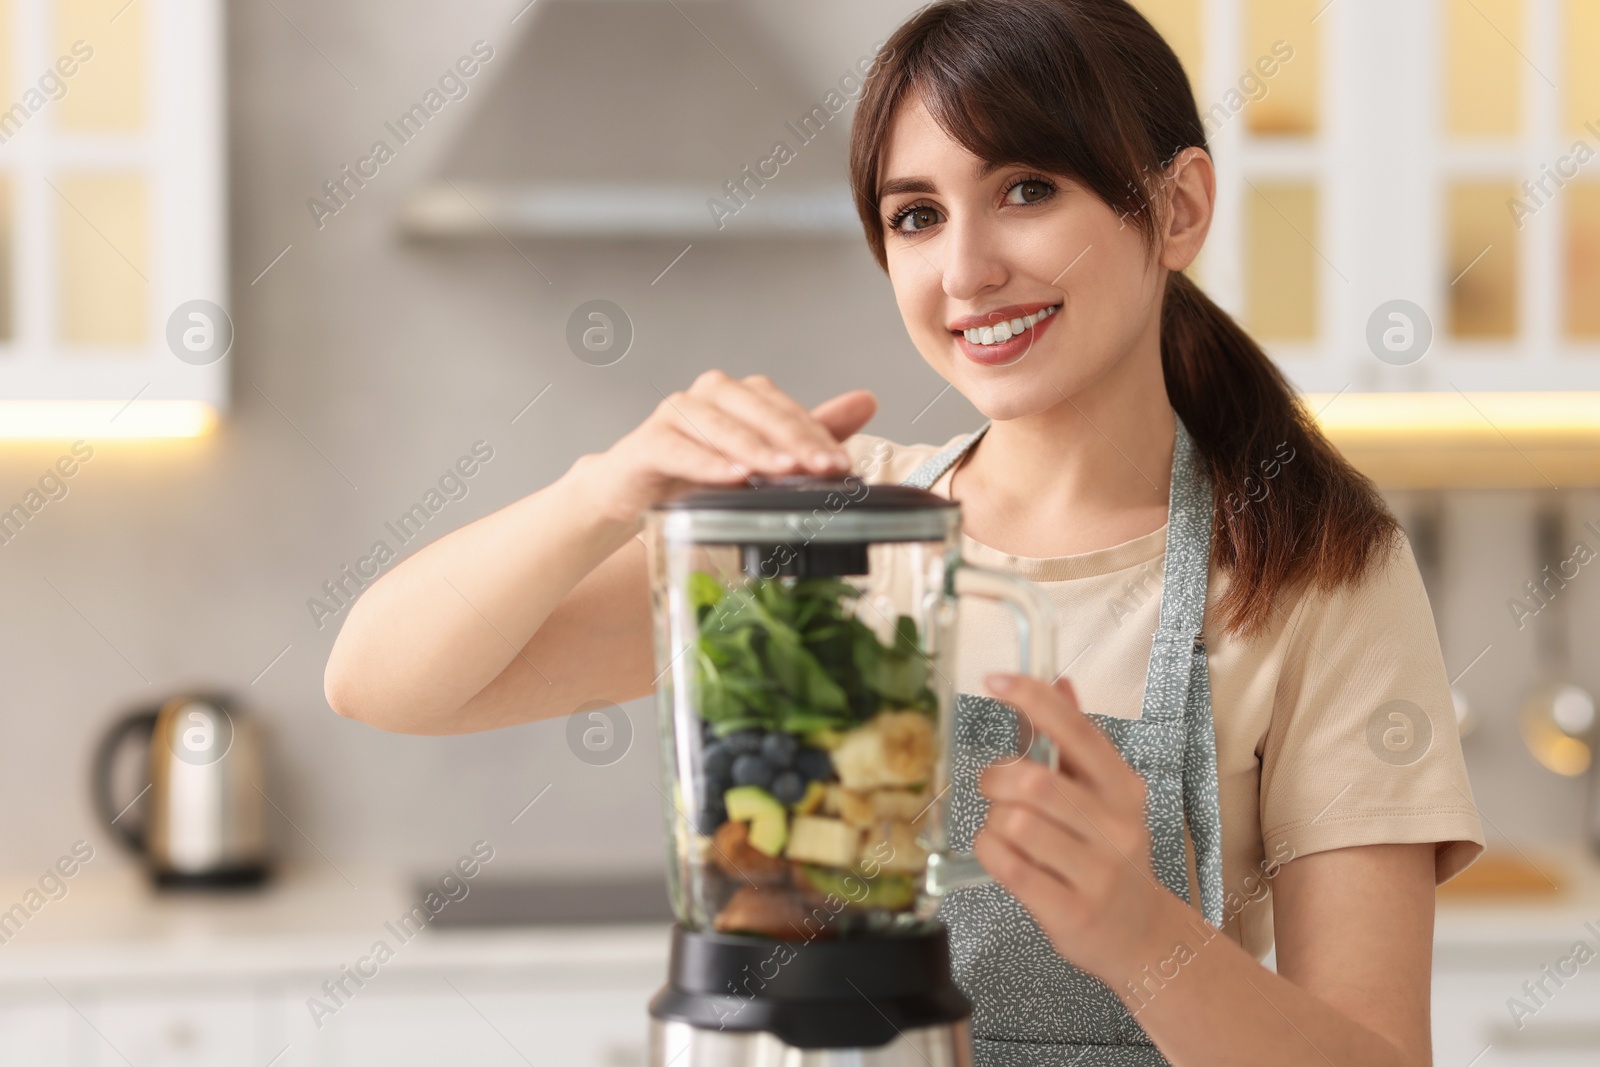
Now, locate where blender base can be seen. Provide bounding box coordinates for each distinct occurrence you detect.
[650,1018,973,1066]
[648,925,973,1065]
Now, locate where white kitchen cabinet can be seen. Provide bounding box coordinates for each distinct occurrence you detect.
[77,986,261,1067]
[1178,0,1600,393]
[1434,962,1600,1065]
[0,996,70,1066]
[284,976,655,1067]
[0,0,227,438]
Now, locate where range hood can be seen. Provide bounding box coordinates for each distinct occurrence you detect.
[402,0,862,239]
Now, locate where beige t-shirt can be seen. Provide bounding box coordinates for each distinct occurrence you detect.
[844,429,1485,961]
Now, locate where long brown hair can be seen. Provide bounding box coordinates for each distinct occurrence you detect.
[848,0,1400,639]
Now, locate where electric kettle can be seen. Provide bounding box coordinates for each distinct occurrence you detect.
[641,470,1058,1065]
[92,694,270,887]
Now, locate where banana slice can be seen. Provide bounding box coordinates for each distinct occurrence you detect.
[831,711,935,791]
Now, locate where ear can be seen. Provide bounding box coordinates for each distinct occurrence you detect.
[1157,147,1215,274]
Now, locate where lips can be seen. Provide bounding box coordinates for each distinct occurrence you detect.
[950,301,1062,367]
[948,301,1061,333]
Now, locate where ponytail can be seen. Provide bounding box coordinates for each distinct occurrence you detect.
[1161,271,1401,637]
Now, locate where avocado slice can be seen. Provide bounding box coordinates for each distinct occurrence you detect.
[724,786,788,857]
[799,864,917,910]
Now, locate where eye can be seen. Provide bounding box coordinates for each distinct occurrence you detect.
[1004,177,1056,206]
[886,202,944,234]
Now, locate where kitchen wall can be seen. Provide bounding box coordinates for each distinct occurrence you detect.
[0,0,1595,884]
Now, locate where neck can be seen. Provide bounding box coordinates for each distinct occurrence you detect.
[952,339,1177,555]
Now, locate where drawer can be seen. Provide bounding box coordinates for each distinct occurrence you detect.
[1435,965,1600,1066]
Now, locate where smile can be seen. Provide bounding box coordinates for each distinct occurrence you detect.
[957,304,1059,346]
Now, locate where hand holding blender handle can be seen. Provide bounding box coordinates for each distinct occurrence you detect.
[926,562,1059,896]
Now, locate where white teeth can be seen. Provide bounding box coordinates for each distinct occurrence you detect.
[959,304,1058,346]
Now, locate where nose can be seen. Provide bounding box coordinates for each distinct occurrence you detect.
[938,211,1009,304]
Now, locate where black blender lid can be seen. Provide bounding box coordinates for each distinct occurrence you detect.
[652,474,956,512]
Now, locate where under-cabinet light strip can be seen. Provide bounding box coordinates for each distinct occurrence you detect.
[0,401,217,439]
[1305,392,1600,443]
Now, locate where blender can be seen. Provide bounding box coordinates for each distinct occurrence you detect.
[642,470,1059,1065]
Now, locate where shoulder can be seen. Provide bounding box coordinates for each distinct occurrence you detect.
[1273,527,1427,659]
[1246,527,1485,880]
[840,428,969,486]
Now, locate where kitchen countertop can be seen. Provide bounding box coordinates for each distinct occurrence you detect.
[0,864,671,987]
[1433,840,1600,966]
[3,844,1598,985]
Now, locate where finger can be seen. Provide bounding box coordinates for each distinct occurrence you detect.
[808,389,878,442]
[659,391,799,475]
[974,824,1078,919]
[983,797,1092,889]
[984,673,1125,790]
[648,423,759,486]
[980,759,1113,846]
[696,372,847,473]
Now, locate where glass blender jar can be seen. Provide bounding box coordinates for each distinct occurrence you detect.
[642,470,1058,1064]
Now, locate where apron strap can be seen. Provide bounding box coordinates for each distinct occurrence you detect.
[1135,419,1209,726]
[900,416,1225,927]
[898,421,991,491]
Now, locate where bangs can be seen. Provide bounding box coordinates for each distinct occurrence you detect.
[851,0,1206,268]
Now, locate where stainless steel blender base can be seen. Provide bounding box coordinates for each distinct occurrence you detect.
[651,1018,973,1066]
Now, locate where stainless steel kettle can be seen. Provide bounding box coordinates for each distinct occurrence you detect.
[92,694,270,887]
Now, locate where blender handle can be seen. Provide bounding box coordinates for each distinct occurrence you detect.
[927,563,1059,895]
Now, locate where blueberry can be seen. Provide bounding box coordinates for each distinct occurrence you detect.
[730,753,775,788]
[725,729,764,755]
[760,732,798,768]
[702,741,734,784]
[794,747,833,782]
[770,770,806,806]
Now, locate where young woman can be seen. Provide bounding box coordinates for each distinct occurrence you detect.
[326,1,1483,1063]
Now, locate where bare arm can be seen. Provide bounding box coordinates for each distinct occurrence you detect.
[975,672,1437,1066]
[1113,842,1436,1067]
[323,372,877,735]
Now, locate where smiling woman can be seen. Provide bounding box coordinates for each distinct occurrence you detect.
[322,3,1482,1064]
[826,2,1482,1065]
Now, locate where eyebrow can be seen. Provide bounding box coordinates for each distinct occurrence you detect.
[876,159,1011,203]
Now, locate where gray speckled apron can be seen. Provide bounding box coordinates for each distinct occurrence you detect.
[899,416,1224,1067]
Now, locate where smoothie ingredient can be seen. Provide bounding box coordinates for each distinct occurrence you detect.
[785,815,862,868]
[690,573,937,737]
[724,785,789,856]
[713,885,815,938]
[710,820,790,884]
[795,865,918,911]
[830,710,935,790]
